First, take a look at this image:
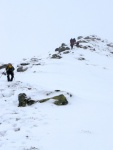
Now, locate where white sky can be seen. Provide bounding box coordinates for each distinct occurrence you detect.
[0,0,113,61]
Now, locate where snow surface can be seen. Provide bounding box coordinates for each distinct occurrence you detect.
[0,37,113,150]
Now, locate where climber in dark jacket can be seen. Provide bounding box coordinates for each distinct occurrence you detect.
[70,38,76,49]
[70,38,74,49]
[6,63,15,81]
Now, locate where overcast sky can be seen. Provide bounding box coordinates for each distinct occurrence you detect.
[0,0,113,61]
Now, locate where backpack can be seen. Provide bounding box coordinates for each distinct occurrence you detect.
[8,64,12,68]
[6,63,14,72]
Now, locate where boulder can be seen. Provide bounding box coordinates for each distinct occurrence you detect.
[18,93,28,107]
[51,54,62,59]
[17,66,28,72]
[38,94,68,105]
[77,36,83,39]
[63,51,70,54]
[78,57,85,60]
[55,43,70,53]
[18,93,68,107]
[18,93,36,107]
[0,64,7,70]
[20,63,30,66]
[107,43,113,48]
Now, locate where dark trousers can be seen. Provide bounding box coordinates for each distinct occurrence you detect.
[70,43,74,49]
[7,71,14,81]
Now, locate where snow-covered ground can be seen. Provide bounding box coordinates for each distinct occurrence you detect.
[0,36,113,150]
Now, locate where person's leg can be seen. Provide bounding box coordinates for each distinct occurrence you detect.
[71,44,73,49]
[10,72,14,81]
[7,74,10,81]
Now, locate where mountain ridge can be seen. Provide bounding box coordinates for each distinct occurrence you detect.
[0,35,113,150]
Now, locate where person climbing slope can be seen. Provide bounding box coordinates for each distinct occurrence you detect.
[70,38,76,49]
[6,63,15,81]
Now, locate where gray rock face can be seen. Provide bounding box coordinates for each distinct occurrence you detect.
[107,43,113,48]
[0,64,7,70]
[55,43,70,53]
[77,36,83,39]
[78,57,85,60]
[17,66,28,72]
[51,54,62,59]
[18,93,28,107]
[63,51,70,54]
[18,93,36,107]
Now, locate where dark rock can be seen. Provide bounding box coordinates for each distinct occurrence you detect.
[107,43,113,48]
[90,48,95,51]
[78,57,85,60]
[61,43,67,47]
[18,93,28,107]
[84,35,101,41]
[77,36,83,39]
[18,93,36,107]
[60,47,70,52]
[55,43,70,53]
[55,48,59,51]
[55,90,61,92]
[0,64,7,70]
[33,63,41,65]
[30,58,39,62]
[63,51,70,54]
[51,54,62,59]
[27,100,36,106]
[17,66,28,72]
[77,40,88,43]
[20,63,30,66]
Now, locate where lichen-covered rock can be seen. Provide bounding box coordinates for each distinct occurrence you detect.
[18,93,68,107]
[18,93,27,107]
[38,94,68,105]
[18,93,36,107]
[27,100,36,106]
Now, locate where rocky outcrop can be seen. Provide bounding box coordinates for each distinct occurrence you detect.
[0,64,7,70]
[107,43,113,48]
[18,93,36,107]
[55,43,70,53]
[17,66,28,72]
[63,51,70,54]
[78,57,85,60]
[18,93,68,107]
[20,63,30,66]
[51,54,62,59]
[38,94,68,105]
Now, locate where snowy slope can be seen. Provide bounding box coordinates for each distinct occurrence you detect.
[0,35,113,150]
